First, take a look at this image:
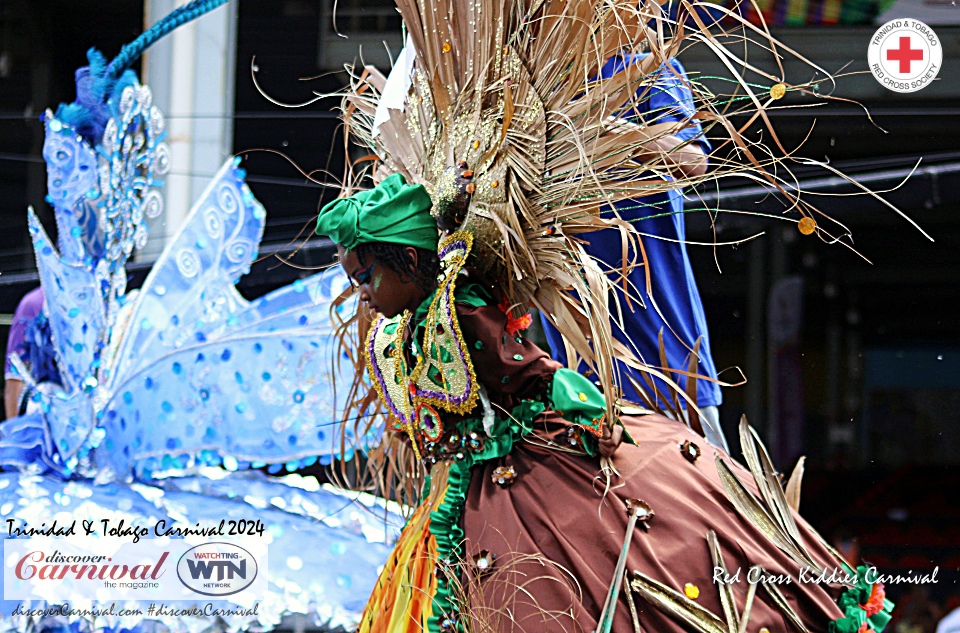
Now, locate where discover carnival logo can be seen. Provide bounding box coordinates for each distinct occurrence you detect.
[13,549,168,583]
[4,536,267,600]
[176,542,259,597]
[869,19,942,93]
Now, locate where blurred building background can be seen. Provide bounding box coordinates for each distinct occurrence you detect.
[1,1,958,629]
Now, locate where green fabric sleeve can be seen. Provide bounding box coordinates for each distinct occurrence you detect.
[549,368,607,436]
[453,279,493,308]
[548,368,635,447]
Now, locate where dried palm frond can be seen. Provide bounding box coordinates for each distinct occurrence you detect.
[707,530,741,633]
[458,550,587,633]
[629,570,728,633]
[737,417,811,553]
[760,578,811,633]
[331,0,927,476]
[339,0,907,439]
[715,416,823,573]
[630,545,809,633]
[785,456,806,512]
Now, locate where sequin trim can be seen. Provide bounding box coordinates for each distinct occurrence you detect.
[366,232,481,441]
[413,231,480,415]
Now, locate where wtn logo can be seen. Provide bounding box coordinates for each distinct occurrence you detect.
[177,542,258,597]
[185,558,247,581]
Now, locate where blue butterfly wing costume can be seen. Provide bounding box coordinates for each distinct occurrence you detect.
[0,4,393,630]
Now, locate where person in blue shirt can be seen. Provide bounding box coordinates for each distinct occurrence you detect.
[4,287,56,419]
[540,52,729,450]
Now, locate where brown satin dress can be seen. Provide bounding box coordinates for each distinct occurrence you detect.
[447,303,844,633]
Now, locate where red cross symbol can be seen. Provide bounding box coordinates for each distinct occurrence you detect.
[886,36,924,74]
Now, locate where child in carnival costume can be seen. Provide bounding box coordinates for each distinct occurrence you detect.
[320,0,905,630]
[316,175,893,633]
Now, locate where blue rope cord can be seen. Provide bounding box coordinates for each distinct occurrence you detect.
[54,0,230,144]
[105,0,230,81]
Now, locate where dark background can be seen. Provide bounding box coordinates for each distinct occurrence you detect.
[1,1,958,627]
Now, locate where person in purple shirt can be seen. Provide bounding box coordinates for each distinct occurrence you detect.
[4,287,45,419]
[540,53,728,450]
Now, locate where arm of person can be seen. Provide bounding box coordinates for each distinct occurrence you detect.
[456,302,561,402]
[639,132,708,179]
[617,55,711,180]
[4,379,22,419]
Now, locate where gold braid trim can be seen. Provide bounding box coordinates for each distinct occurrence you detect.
[413,230,480,417]
[365,231,480,454]
[365,311,415,433]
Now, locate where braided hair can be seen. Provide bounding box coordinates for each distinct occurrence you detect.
[355,243,440,294]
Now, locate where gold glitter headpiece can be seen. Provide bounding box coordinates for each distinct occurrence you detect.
[338,0,912,419]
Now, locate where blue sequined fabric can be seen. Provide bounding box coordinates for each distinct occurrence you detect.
[0,56,393,632]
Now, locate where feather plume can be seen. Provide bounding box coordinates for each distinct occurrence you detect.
[338,0,918,439]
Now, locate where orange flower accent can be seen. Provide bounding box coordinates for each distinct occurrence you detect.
[863,582,886,617]
[498,300,533,335]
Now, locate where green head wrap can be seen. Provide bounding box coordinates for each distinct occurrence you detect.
[315,173,438,252]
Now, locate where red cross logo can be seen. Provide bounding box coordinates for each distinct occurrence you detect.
[886,36,924,74]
